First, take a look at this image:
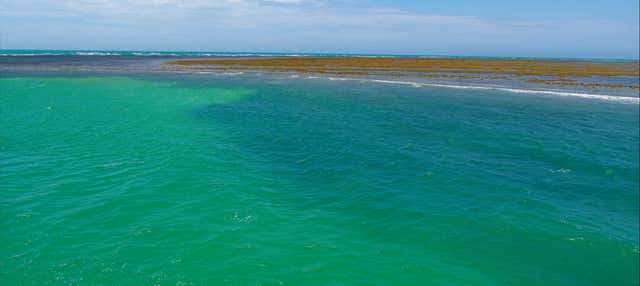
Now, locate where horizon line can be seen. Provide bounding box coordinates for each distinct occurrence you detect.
[1,48,639,61]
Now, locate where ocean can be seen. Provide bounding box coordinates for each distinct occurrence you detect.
[1,52,638,285]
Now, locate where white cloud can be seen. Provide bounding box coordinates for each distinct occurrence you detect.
[264,0,305,3]
[1,0,467,24]
[1,0,638,58]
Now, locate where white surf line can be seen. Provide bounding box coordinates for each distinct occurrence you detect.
[325,77,640,104]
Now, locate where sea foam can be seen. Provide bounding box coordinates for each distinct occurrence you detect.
[330,78,639,104]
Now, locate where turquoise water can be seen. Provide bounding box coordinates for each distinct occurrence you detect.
[1,73,638,285]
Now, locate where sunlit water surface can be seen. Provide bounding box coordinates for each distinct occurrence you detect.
[1,72,638,285]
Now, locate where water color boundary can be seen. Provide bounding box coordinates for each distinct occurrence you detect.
[2,55,638,104]
[2,68,638,104]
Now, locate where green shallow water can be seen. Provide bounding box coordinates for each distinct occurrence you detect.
[1,73,638,285]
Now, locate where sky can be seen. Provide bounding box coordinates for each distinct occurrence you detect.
[1,0,639,59]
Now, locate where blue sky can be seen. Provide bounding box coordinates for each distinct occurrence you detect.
[1,0,638,58]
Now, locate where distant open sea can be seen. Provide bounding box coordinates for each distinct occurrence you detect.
[1,51,638,285]
[4,49,640,60]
